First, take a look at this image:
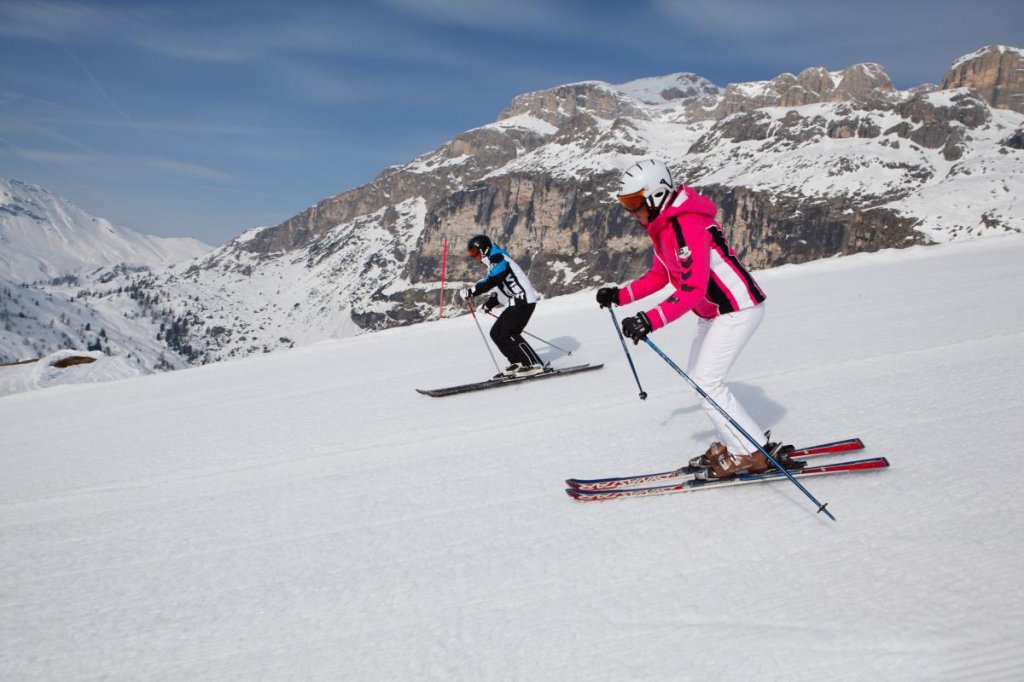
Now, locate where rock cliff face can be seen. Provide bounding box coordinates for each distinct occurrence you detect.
[53,46,1022,365]
[711,63,898,119]
[942,45,1024,113]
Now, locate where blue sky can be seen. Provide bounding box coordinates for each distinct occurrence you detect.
[1,0,1020,245]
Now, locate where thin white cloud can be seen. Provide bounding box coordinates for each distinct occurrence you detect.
[0,0,121,41]
[144,158,236,182]
[2,143,233,183]
[649,0,976,38]
[380,0,561,30]
[0,1,341,63]
[2,145,99,166]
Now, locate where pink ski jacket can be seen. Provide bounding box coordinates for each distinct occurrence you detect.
[618,185,766,331]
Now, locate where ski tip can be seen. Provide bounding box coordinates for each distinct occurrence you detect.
[565,487,594,500]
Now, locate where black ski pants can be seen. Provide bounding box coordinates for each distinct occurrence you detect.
[490,303,542,367]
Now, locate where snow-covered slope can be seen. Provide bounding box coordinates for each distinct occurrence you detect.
[3,235,1023,679]
[0,178,211,282]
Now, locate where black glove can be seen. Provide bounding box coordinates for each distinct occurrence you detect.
[621,311,653,344]
[482,295,499,313]
[459,287,475,302]
[596,286,620,308]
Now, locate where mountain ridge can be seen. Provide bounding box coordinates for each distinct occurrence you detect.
[2,45,1022,368]
[0,178,211,282]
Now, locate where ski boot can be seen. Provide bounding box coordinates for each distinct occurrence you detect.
[494,363,522,379]
[686,442,727,471]
[513,363,544,377]
[695,446,771,480]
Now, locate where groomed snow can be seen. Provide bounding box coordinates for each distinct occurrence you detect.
[2,236,1023,679]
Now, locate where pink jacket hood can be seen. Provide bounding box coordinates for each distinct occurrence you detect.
[644,185,718,240]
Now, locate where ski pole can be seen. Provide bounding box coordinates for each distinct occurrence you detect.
[642,337,835,521]
[486,311,572,356]
[608,307,648,400]
[465,297,502,374]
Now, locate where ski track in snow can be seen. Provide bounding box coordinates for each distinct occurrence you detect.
[2,237,1024,680]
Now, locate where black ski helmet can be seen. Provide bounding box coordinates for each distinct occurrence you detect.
[467,234,492,256]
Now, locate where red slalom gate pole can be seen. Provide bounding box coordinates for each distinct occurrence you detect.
[439,237,448,318]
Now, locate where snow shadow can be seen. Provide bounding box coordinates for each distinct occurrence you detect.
[532,336,580,364]
[661,382,789,443]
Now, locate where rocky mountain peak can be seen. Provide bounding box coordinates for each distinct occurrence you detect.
[942,44,1024,113]
[498,81,648,128]
[831,63,895,101]
[713,62,897,118]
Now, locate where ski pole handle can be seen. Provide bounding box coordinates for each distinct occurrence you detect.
[608,307,647,400]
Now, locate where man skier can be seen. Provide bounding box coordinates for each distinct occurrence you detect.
[461,234,544,378]
[597,159,792,480]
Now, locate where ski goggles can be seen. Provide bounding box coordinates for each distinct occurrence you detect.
[467,245,483,257]
[616,190,647,212]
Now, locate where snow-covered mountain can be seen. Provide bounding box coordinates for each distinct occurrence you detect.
[133,44,1023,363]
[0,179,212,367]
[0,178,211,282]
[4,46,1023,369]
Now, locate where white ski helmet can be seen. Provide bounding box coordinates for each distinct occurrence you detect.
[616,159,674,216]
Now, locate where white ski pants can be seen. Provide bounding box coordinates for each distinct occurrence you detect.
[686,303,765,455]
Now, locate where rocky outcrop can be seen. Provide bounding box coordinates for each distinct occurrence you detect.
[704,186,927,268]
[830,63,896,105]
[942,45,1024,113]
[710,63,897,119]
[51,355,96,368]
[889,90,991,160]
[241,124,550,256]
[498,82,648,127]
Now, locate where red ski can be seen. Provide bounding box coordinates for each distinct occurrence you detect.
[565,456,889,502]
[566,437,864,492]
